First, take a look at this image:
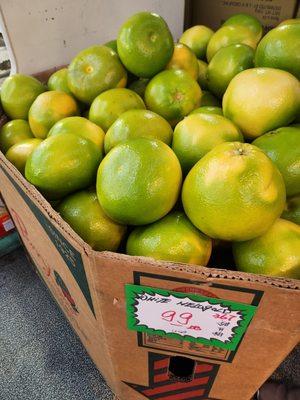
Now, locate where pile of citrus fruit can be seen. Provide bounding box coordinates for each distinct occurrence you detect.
[1,12,299,279]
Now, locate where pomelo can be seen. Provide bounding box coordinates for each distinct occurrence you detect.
[25,134,101,200]
[29,91,79,139]
[104,109,173,153]
[1,74,46,119]
[0,119,33,153]
[145,69,201,126]
[117,12,173,78]
[172,113,243,173]
[179,25,214,59]
[223,68,300,139]
[89,88,145,131]
[68,45,127,104]
[126,211,212,265]
[97,138,182,225]
[182,142,286,241]
[58,189,126,251]
[233,219,300,279]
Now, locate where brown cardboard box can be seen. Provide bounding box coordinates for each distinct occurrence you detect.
[0,92,300,399]
[187,0,299,31]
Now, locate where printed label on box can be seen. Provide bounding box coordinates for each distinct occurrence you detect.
[126,284,257,351]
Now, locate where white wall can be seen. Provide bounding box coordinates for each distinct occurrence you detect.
[0,0,185,75]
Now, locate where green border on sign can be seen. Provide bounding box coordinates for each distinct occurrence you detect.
[125,284,257,351]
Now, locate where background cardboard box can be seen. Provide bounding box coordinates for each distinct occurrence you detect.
[186,0,299,31]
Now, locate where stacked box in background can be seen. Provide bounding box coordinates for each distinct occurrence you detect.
[186,0,299,31]
[0,194,20,257]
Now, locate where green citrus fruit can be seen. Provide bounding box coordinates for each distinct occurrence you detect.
[117,12,173,78]
[197,60,208,89]
[190,106,223,116]
[172,113,243,173]
[0,119,33,153]
[233,218,300,279]
[200,90,221,107]
[255,24,300,80]
[48,68,72,95]
[282,196,300,225]
[0,74,46,119]
[179,25,214,59]
[126,211,212,265]
[104,109,173,153]
[278,18,300,26]
[165,43,199,80]
[48,116,105,152]
[89,88,145,131]
[57,189,126,251]
[97,138,182,225]
[67,45,127,104]
[5,138,43,175]
[207,44,254,98]
[223,68,300,139]
[128,78,149,99]
[206,25,258,62]
[25,134,101,200]
[252,126,300,197]
[182,142,286,241]
[28,91,79,139]
[145,69,202,126]
[104,39,118,53]
[222,13,263,43]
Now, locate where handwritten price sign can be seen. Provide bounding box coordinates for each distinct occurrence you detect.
[126,284,257,351]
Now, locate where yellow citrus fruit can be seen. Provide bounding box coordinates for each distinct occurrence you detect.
[68,45,127,104]
[48,116,105,152]
[5,138,43,175]
[128,78,149,99]
[25,134,101,200]
[165,43,199,80]
[48,68,72,95]
[197,60,208,89]
[29,91,79,139]
[223,68,300,139]
[255,24,300,80]
[233,218,300,279]
[200,90,221,107]
[282,196,300,225]
[104,109,173,153]
[179,25,214,59]
[190,106,223,116]
[89,88,145,131]
[0,119,33,153]
[222,13,263,43]
[145,69,202,126]
[58,189,126,251]
[104,39,118,53]
[172,113,243,173]
[206,25,258,62]
[182,142,286,241]
[126,211,212,265]
[252,126,300,197]
[97,138,182,225]
[1,74,46,119]
[117,12,174,78]
[207,44,254,98]
[278,18,300,26]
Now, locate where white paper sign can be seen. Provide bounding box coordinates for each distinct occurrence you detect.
[126,285,257,351]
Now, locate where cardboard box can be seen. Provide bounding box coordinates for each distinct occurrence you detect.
[1,111,300,399]
[0,2,300,399]
[187,0,299,31]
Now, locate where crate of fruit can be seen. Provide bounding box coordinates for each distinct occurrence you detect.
[0,1,299,399]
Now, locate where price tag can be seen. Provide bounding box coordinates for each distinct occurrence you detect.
[126,284,257,351]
